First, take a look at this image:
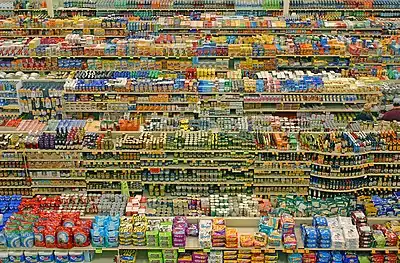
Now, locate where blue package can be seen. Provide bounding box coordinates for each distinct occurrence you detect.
[8,251,24,263]
[90,228,104,247]
[94,216,108,228]
[38,252,54,263]
[68,252,84,263]
[54,252,68,263]
[6,231,21,248]
[105,220,119,231]
[20,231,34,248]
[24,252,38,263]
[105,231,119,248]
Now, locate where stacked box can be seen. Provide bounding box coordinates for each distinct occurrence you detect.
[211,218,226,247]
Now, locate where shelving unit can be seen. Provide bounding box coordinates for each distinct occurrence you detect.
[0,1,399,263]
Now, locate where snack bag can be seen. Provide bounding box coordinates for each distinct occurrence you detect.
[44,228,56,248]
[72,227,90,247]
[56,226,73,249]
[90,228,104,247]
[34,228,45,247]
[105,230,119,248]
[20,229,34,248]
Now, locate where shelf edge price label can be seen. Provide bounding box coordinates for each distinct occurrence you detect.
[178,248,185,253]
[95,248,102,254]
[203,248,211,253]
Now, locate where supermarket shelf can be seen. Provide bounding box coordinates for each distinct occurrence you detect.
[86,188,142,192]
[0,185,30,189]
[254,175,310,179]
[243,100,366,104]
[0,177,28,180]
[243,108,364,113]
[64,109,196,113]
[141,157,248,162]
[157,27,383,32]
[1,246,118,252]
[64,101,196,105]
[3,244,399,252]
[62,91,382,95]
[33,191,84,195]
[0,35,128,38]
[141,181,249,185]
[32,185,86,188]
[0,27,128,30]
[32,177,86,180]
[2,54,394,59]
[255,192,308,196]
[16,148,400,155]
[28,167,80,170]
[290,8,400,11]
[140,165,233,170]
[309,186,400,193]
[56,7,278,11]
[28,159,80,161]
[253,183,309,187]
[86,179,141,182]
[83,168,140,171]
[311,162,370,168]
[63,91,198,95]
[82,160,140,163]
[310,173,397,179]
[0,168,25,170]
[254,168,311,172]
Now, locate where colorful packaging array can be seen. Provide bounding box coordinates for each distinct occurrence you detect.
[2,212,91,249]
[0,251,94,263]
[91,215,120,248]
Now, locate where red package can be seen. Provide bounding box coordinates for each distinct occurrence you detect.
[62,213,79,227]
[44,228,56,248]
[56,226,73,249]
[34,228,45,247]
[72,226,90,247]
[76,219,92,229]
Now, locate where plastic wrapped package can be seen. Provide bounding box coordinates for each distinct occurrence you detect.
[342,225,359,250]
[330,229,345,250]
[268,229,281,247]
[198,220,211,248]
[239,234,254,247]
[372,230,385,248]
[253,232,267,247]
[283,233,297,250]
[225,228,238,248]
[288,253,302,263]
[301,225,317,248]
[280,214,295,235]
[357,225,372,249]
[209,251,223,263]
[317,227,331,248]
[316,251,331,263]
[312,216,328,227]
